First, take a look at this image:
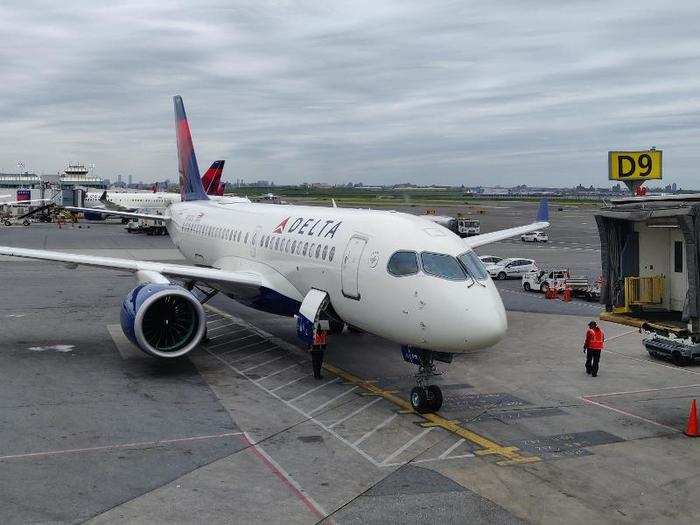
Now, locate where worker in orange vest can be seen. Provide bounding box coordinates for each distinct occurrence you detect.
[583,321,605,377]
[311,322,328,380]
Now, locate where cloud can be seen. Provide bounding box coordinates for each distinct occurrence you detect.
[1,0,700,187]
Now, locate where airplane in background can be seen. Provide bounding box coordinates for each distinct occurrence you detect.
[83,161,234,218]
[0,96,549,413]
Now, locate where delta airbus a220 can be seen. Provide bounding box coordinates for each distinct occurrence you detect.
[0,96,549,413]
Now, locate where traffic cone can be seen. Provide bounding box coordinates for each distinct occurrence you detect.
[685,399,699,437]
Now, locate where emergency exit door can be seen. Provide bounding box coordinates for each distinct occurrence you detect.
[341,236,367,300]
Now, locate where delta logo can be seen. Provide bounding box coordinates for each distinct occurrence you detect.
[272,217,342,238]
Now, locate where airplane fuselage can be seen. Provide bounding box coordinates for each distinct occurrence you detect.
[165,199,508,353]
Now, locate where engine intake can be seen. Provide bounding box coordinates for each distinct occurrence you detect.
[120,283,206,358]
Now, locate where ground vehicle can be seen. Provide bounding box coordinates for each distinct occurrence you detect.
[125,218,168,235]
[487,258,537,280]
[522,269,568,292]
[521,269,602,300]
[479,255,502,265]
[423,215,480,238]
[457,218,480,236]
[521,230,548,242]
[643,332,700,366]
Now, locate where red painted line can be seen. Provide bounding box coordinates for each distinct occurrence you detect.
[0,431,243,461]
[240,433,328,521]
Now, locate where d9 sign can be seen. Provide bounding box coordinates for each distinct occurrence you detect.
[608,150,662,181]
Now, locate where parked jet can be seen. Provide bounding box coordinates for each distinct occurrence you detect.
[0,96,549,413]
[83,160,231,218]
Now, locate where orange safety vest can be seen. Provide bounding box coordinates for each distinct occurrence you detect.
[313,330,327,346]
[585,327,604,350]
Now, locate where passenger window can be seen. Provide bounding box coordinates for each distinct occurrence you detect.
[329,246,335,261]
[303,242,308,256]
[265,236,270,248]
[421,252,466,280]
[292,240,297,253]
[309,243,315,257]
[322,245,328,260]
[244,232,249,244]
[458,251,488,281]
[388,251,419,276]
[315,244,321,258]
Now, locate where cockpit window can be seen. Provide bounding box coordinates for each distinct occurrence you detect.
[420,252,467,280]
[458,251,489,281]
[387,251,419,276]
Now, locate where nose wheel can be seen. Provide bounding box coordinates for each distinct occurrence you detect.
[410,385,443,413]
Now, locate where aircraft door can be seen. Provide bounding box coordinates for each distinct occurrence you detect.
[669,230,687,311]
[341,236,367,300]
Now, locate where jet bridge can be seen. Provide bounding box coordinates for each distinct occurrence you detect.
[595,197,700,341]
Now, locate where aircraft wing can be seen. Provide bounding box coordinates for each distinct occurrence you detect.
[64,206,168,221]
[0,198,53,206]
[463,199,550,249]
[0,246,263,288]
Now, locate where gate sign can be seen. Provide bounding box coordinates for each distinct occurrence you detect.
[608,150,662,181]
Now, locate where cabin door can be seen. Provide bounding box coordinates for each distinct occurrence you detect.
[669,230,688,312]
[341,236,367,300]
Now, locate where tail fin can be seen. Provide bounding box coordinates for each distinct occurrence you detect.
[151,182,158,193]
[201,160,225,196]
[536,198,549,222]
[174,95,209,201]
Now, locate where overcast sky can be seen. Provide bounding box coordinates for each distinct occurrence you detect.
[1,1,700,187]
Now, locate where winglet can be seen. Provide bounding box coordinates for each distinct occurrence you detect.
[174,95,209,202]
[536,198,549,222]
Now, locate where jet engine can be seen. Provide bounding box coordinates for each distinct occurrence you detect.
[120,283,206,358]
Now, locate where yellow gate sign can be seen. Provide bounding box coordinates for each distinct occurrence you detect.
[608,150,662,181]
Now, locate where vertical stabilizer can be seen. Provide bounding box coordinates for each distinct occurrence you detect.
[174,95,209,201]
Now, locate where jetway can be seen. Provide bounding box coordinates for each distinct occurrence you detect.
[595,196,700,341]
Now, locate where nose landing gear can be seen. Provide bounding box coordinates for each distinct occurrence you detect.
[402,347,451,413]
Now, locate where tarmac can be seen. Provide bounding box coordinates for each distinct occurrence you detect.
[0,203,698,524]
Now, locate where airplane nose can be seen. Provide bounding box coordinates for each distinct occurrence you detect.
[462,283,507,350]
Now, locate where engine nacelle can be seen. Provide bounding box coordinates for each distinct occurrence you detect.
[120,283,206,358]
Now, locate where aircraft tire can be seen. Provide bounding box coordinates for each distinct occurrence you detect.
[410,387,429,413]
[426,385,443,412]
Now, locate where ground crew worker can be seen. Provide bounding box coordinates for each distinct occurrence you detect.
[583,321,605,377]
[310,324,328,380]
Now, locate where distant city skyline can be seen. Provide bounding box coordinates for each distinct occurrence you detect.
[2,2,700,187]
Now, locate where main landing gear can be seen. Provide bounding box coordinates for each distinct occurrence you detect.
[405,349,445,414]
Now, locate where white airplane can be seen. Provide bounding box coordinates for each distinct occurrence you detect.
[0,96,549,413]
[82,161,246,219]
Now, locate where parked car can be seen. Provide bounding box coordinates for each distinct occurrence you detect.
[478,255,503,265]
[521,230,548,243]
[487,258,538,280]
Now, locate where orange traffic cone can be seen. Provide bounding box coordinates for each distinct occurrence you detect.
[685,399,699,437]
